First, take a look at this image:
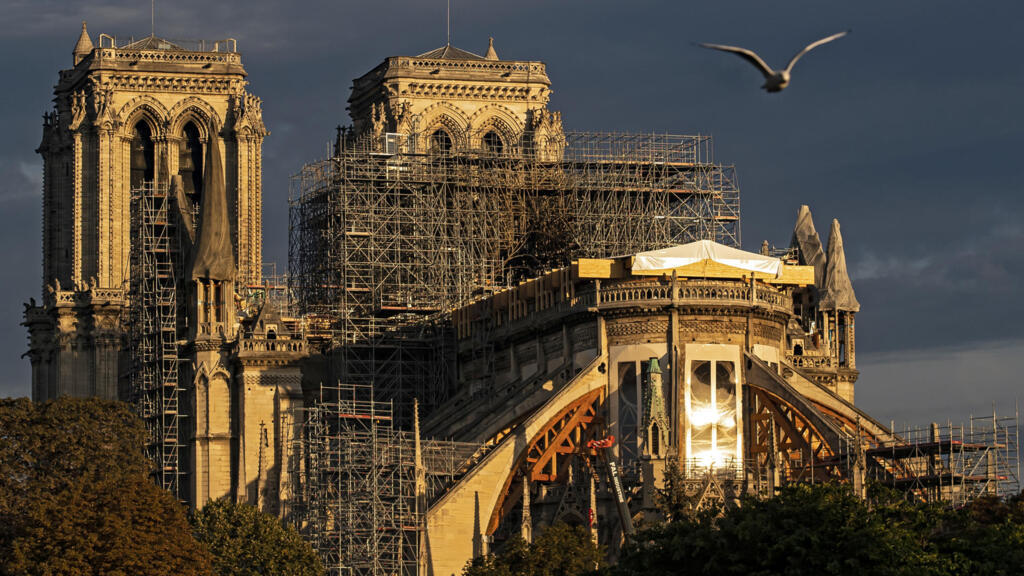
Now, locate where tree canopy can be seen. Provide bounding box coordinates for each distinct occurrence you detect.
[612,481,1024,576]
[463,522,603,576]
[0,397,213,576]
[190,498,323,576]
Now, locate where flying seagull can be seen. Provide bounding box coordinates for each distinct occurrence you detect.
[698,30,849,93]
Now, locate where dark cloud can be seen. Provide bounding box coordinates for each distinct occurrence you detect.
[1,1,1022,421]
[858,340,1024,427]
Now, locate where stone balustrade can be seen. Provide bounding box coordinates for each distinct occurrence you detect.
[239,338,306,354]
[400,58,545,75]
[459,276,792,342]
[787,354,836,369]
[46,288,126,307]
[598,279,790,314]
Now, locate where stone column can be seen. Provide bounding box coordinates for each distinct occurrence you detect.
[846,312,856,369]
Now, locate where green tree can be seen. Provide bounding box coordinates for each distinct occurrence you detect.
[0,397,213,576]
[190,499,323,576]
[463,522,602,576]
[655,458,727,523]
[926,492,1024,575]
[615,483,940,576]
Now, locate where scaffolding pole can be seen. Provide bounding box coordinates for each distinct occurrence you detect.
[854,412,1020,505]
[128,181,186,500]
[288,130,740,426]
[303,382,486,576]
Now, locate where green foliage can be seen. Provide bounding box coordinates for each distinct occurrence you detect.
[655,457,691,522]
[925,493,1024,575]
[463,522,602,576]
[0,396,213,576]
[655,459,726,523]
[190,499,323,576]
[615,482,1024,576]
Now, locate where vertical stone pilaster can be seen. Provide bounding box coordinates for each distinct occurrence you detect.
[84,126,99,283]
[97,127,111,286]
[252,134,264,283]
[233,133,249,282]
[71,131,83,287]
[847,312,856,370]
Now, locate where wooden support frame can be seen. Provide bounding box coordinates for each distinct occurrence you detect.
[486,388,605,534]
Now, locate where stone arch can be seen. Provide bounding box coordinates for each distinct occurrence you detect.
[194,360,232,384]
[481,130,505,155]
[178,121,204,202]
[117,95,170,139]
[168,98,219,203]
[428,127,455,155]
[469,104,524,151]
[128,120,156,189]
[193,362,233,504]
[424,354,608,576]
[168,97,221,139]
[417,102,470,152]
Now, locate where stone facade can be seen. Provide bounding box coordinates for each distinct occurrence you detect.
[26,26,266,403]
[347,40,564,158]
[23,25,307,514]
[23,28,880,571]
[424,251,873,574]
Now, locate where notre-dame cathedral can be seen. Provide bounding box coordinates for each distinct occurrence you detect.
[22,22,583,516]
[28,22,996,576]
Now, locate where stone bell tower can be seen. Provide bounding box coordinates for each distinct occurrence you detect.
[24,22,266,402]
[346,38,564,159]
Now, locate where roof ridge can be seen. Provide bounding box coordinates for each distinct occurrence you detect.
[416,43,486,61]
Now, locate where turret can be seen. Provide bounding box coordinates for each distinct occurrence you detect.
[485,37,499,61]
[820,218,859,398]
[72,21,93,66]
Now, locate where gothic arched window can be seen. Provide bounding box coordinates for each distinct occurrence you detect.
[179,121,203,209]
[429,129,453,155]
[482,130,504,155]
[130,121,155,190]
[650,422,661,457]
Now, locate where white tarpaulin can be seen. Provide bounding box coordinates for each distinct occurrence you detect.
[631,240,782,277]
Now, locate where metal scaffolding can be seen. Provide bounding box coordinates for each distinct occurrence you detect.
[304,383,418,576]
[128,181,186,500]
[302,382,485,576]
[864,412,1021,505]
[288,130,740,424]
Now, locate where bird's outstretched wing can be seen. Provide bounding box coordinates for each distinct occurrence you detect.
[783,30,849,74]
[697,42,775,79]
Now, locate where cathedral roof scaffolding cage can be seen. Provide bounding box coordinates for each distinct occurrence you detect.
[290,129,741,573]
[288,129,740,425]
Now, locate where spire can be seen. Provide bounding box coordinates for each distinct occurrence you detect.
[642,358,668,458]
[819,219,860,312]
[188,124,236,282]
[73,21,94,66]
[485,37,499,61]
[790,204,826,288]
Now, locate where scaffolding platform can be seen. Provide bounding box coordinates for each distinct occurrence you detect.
[288,130,741,426]
[861,413,1020,505]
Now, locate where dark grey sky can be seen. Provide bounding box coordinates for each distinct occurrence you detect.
[2,1,1021,425]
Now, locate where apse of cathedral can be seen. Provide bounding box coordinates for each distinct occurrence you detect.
[25,25,924,576]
